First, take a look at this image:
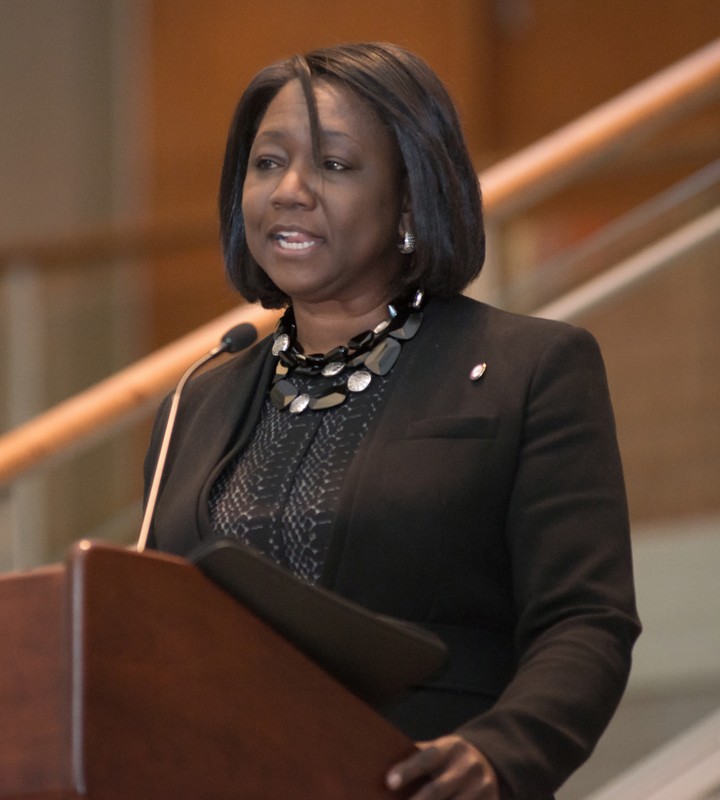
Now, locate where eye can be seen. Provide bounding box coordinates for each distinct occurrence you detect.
[254,156,281,170]
[323,159,348,171]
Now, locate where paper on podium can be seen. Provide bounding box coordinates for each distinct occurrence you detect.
[189,537,447,707]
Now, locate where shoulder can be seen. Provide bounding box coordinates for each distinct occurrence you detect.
[149,333,274,434]
[423,294,602,366]
[183,333,274,401]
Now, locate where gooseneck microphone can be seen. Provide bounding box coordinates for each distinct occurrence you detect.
[136,322,258,552]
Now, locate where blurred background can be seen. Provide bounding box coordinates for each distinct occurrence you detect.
[1,2,719,797]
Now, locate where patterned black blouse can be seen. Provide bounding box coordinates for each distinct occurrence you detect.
[208,369,391,583]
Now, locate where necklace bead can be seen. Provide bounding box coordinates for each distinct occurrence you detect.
[289,394,310,414]
[322,361,345,377]
[272,334,290,356]
[347,370,372,393]
[364,337,401,376]
[269,293,424,413]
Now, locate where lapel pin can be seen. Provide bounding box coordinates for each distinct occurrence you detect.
[469,362,487,381]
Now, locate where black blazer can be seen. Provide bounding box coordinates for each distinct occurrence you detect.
[145,295,640,800]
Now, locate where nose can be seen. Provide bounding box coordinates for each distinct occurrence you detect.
[270,162,317,209]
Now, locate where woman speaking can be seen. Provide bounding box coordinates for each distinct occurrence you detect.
[144,42,640,800]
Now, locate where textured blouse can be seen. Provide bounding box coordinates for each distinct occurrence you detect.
[208,369,391,583]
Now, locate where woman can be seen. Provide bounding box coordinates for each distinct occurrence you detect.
[145,42,640,799]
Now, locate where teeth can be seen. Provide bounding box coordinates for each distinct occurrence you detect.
[277,239,316,250]
[274,232,317,250]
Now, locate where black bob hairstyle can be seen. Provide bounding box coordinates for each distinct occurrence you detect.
[219,42,485,309]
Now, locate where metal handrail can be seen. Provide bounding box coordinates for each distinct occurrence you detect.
[494,158,720,312]
[1,38,720,484]
[534,204,720,322]
[583,706,720,800]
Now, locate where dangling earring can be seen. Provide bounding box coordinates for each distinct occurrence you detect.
[398,230,416,255]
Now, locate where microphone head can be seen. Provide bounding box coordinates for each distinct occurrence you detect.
[220,322,258,353]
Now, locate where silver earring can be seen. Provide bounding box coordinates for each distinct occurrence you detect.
[398,230,416,254]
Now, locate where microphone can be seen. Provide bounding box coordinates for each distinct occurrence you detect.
[136,322,257,552]
[219,323,258,354]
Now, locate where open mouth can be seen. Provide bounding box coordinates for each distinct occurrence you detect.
[272,231,321,251]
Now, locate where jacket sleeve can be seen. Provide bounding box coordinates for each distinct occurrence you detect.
[456,324,641,800]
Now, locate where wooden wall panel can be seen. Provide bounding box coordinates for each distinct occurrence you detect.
[149,0,495,222]
[491,0,720,151]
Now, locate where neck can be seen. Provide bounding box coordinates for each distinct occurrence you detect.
[291,298,392,354]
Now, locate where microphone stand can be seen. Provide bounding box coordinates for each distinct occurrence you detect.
[136,323,257,552]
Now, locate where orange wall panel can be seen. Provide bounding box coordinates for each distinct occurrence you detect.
[149,0,495,220]
[491,0,720,149]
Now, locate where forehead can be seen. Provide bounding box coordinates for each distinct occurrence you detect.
[254,77,391,145]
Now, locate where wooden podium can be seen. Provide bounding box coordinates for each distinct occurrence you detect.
[0,541,418,799]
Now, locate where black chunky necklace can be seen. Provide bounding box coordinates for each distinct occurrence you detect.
[270,289,425,413]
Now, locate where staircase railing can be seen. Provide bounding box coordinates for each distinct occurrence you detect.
[583,706,720,800]
[534,204,720,322]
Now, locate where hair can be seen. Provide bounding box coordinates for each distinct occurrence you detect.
[219,42,485,308]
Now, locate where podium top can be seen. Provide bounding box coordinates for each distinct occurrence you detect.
[190,537,447,706]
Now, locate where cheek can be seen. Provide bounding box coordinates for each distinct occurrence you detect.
[239,190,266,265]
[240,187,254,225]
[364,182,403,231]
[240,175,267,226]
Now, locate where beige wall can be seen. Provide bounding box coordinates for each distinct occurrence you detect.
[585,249,720,525]
[0,1,115,241]
[0,1,151,564]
